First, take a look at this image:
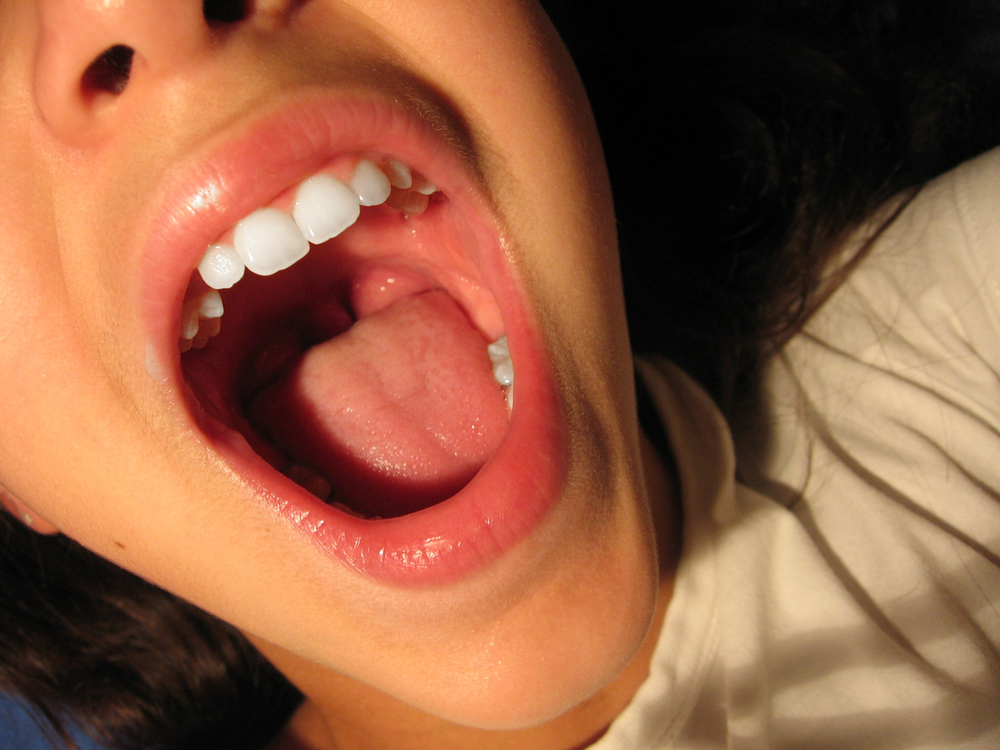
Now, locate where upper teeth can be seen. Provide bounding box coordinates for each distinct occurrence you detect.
[235,207,310,276]
[197,158,433,291]
[185,157,438,346]
[348,159,392,207]
[292,175,361,246]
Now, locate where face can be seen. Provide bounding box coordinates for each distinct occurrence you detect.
[0,0,661,729]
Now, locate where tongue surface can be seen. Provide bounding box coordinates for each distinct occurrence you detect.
[251,290,509,517]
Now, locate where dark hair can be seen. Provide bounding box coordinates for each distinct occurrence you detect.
[0,516,299,750]
[549,0,1000,409]
[5,1,1000,747]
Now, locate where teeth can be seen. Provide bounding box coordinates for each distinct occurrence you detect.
[488,335,514,407]
[180,290,225,350]
[199,290,224,319]
[492,358,513,387]
[283,464,332,501]
[412,175,437,196]
[384,159,413,189]
[198,243,245,290]
[293,175,361,245]
[235,208,310,276]
[348,159,392,207]
[386,188,430,216]
[186,157,443,354]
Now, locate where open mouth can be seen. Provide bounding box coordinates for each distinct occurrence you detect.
[142,94,566,586]
[182,154,514,517]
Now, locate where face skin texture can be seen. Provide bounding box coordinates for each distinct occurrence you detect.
[0,1,680,747]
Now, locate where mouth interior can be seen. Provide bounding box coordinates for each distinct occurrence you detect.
[181,194,510,518]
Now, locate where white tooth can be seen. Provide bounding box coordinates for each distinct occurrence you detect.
[506,382,514,411]
[293,175,361,244]
[384,159,413,189]
[198,290,224,319]
[284,464,332,501]
[234,208,310,276]
[493,359,514,387]
[198,243,245,290]
[413,178,437,196]
[488,335,513,387]
[487,335,509,363]
[349,159,392,207]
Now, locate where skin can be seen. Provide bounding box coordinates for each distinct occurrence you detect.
[0,1,680,747]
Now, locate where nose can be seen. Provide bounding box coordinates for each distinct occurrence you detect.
[33,1,299,145]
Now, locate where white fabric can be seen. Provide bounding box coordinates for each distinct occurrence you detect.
[595,146,1000,749]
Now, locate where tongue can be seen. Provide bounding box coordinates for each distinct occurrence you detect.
[250,290,509,517]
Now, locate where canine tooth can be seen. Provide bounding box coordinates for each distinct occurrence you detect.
[284,464,332,501]
[198,243,245,290]
[384,159,413,189]
[349,159,392,207]
[234,208,310,276]
[293,175,361,244]
[507,382,514,411]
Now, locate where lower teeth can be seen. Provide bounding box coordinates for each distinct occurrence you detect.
[283,463,332,501]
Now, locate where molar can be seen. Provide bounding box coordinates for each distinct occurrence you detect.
[411,174,437,196]
[235,207,310,276]
[293,175,361,245]
[386,188,430,215]
[383,159,413,190]
[487,334,514,409]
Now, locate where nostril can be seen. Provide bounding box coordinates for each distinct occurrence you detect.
[81,45,134,96]
[203,0,248,24]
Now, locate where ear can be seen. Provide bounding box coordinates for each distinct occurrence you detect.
[0,483,60,535]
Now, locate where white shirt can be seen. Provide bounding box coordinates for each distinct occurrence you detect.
[595,146,1000,749]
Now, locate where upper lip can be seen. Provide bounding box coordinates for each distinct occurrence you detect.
[138,88,568,586]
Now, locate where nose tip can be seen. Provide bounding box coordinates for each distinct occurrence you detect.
[33,0,260,145]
